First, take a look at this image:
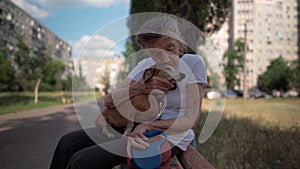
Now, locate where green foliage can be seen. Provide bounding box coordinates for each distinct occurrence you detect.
[259,56,293,92]
[128,0,231,53]
[130,0,231,34]
[13,35,68,91]
[39,59,66,91]
[72,72,90,91]
[0,48,15,91]
[61,75,73,91]
[14,35,32,84]
[43,59,66,86]
[72,63,90,91]
[122,41,134,58]
[207,73,221,88]
[32,46,51,78]
[14,35,50,91]
[101,67,111,95]
[222,39,244,89]
[289,60,300,91]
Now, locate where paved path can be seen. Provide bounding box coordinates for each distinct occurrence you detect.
[0,103,84,169]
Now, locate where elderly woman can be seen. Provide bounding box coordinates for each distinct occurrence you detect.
[49,16,207,169]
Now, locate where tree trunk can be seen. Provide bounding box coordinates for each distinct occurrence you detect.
[34,78,41,104]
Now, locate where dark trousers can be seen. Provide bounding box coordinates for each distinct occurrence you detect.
[49,127,182,169]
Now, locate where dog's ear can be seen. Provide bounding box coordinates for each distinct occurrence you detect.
[142,68,155,82]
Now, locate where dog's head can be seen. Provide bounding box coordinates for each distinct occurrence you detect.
[142,65,185,90]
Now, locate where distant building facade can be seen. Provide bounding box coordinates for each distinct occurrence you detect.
[210,18,230,63]
[73,57,124,96]
[0,0,72,77]
[230,0,299,88]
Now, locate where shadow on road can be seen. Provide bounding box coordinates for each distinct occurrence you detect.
[0,105,81,169]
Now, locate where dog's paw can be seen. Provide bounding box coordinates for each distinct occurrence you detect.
[104,132,115,138]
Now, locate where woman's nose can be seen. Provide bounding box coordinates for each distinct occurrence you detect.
[160,53,171,63]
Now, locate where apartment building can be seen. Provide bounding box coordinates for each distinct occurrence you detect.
[73,57,124,95]
[0,0,72,77]
[230,0,299,88]
[210,18,230,64]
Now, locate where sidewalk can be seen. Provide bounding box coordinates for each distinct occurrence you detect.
[0,103,82,169]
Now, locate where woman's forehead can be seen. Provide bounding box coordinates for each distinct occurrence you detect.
[148,36,178,48]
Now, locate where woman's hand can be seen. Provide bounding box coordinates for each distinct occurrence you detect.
[132,77,174,95]
[104,74,173,108]
[146,76,174,93]
[126,123,153,158]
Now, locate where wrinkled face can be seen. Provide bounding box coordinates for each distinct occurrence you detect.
[146,36,181,68]
[157,65,185,82]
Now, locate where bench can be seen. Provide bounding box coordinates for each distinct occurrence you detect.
[159,145,214,169]
[121,145,214,169]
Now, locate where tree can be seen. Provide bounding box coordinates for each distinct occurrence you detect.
[288,60,300,92]
[101,67,111,95]
[32,46,52,103]
[61,75,73,91]
[73,63,89,91]
[130,0,230,35]
[0,48,15,91]
[259,56,293,93]
[41,59,66,91]
[14,35,33,90]
[222,39,244,89]
[129,0,231,52]
[14,35,66,103]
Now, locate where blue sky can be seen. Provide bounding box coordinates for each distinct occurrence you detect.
[11,0,131,58]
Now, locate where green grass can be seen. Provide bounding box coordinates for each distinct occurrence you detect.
[196,98,300,169]
[0,91,100,115]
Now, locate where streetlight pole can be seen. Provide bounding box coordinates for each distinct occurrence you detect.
[243,22,248,99]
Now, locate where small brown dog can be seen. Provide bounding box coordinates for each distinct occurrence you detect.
[95,65,185,138]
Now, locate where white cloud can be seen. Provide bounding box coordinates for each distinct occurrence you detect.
[11,0,129,19]
[28,0,130,8]
[11,0,50,19]
[70,35,120,58]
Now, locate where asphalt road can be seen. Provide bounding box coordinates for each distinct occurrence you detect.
[0,103,83,169]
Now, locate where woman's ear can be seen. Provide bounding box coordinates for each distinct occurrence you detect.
[142,68,155,82]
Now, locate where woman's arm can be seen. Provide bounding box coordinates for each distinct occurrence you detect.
[104,77,174,108]
[130,83,204,137]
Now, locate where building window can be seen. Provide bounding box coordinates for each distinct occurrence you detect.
[276,5,282,10]
[276,32,283,38]
[266,13,272,18]
[276,23,282,29]
[266,50,273,54]
[266,4,272,10]
[276,14,282,19]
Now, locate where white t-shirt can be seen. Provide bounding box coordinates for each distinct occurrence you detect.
[128,54,207,150]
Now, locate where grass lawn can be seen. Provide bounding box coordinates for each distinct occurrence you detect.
[196,98,300,169]
[0,91,99,115]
